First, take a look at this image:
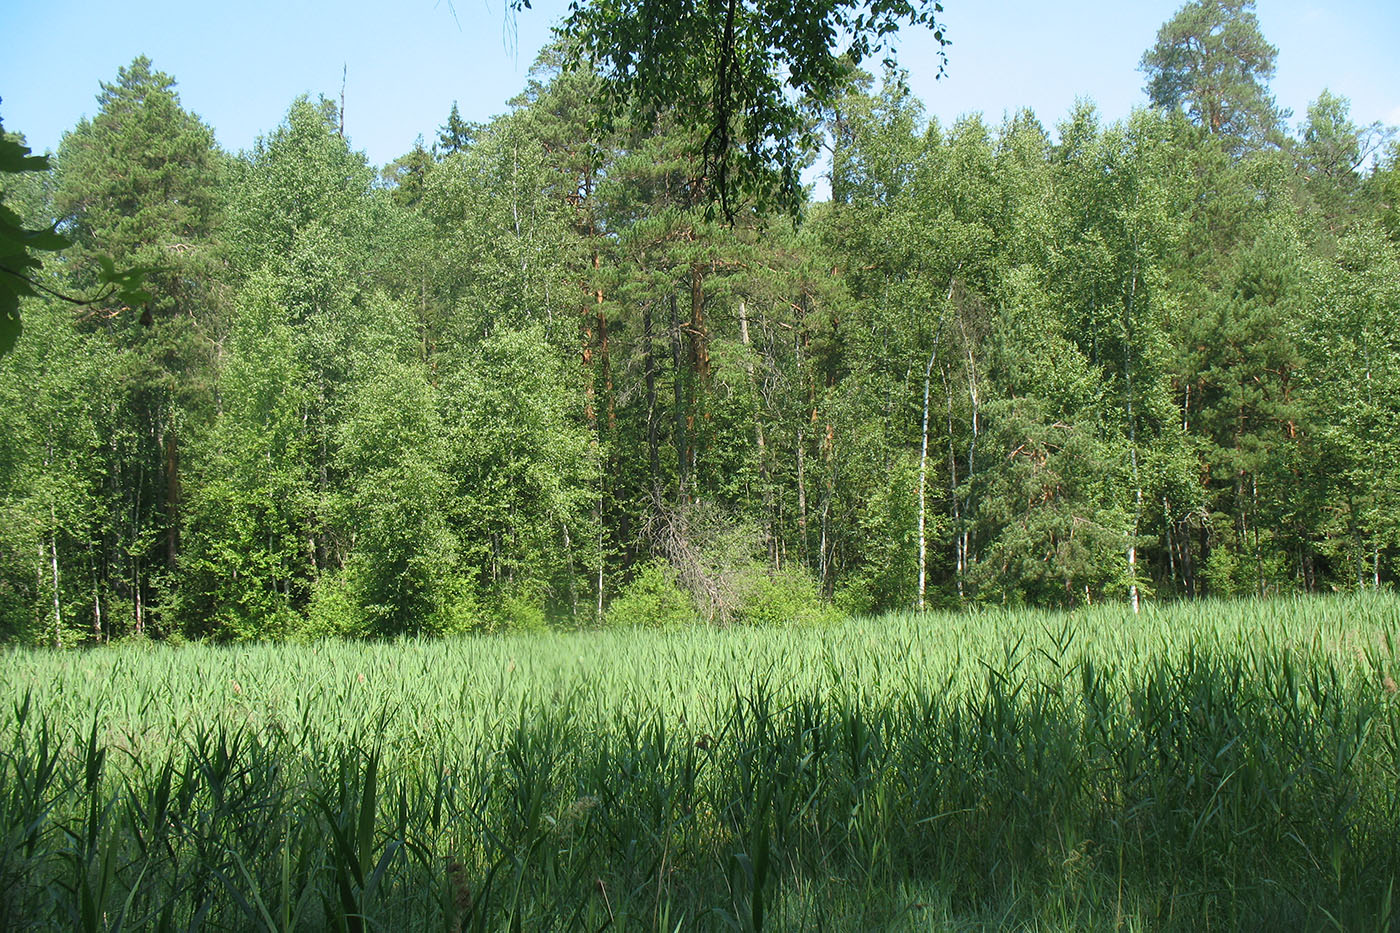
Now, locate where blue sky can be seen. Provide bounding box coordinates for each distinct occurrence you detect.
[2,0,1397,170]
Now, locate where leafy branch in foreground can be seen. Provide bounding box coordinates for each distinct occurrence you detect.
[0,125,150,357]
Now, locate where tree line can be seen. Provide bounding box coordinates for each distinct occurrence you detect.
[2,0,1399,644]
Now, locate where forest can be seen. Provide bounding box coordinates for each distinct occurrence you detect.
[3,0,1400,645]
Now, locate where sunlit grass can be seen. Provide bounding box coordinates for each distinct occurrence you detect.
[2,593,1397,930]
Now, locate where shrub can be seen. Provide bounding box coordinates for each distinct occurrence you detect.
[304,570,361,638]
[736,566,840,627]
[605,560,697,628]
[439,580,488,634]
[495,590,550,633]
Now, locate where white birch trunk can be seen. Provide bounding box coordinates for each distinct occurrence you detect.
[963,342,980,581]
[1125,256,1142,614]
[738,300,773,565]
[919,350,936,611]
[597,500,605,625]
[923,275,959,605]
[50,533,62,649]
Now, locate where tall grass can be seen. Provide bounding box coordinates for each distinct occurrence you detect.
[1,593,1397,929]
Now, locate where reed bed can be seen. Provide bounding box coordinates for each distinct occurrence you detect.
[1,593,1397,930]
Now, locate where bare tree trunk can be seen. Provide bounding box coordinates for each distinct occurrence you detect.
[686,264,709,482]
[164,421,180,569]
[918,349,937,611]
[92,559,102,644]
[962,341,980,586]
[596,253,615,432]
[133,462,144,637]
[738,299,774,565]
[581,295,596,425]
[563,522,578,618]
[942,362,963,601]
[133,556,143,637]
[1124,261,1142,614]
[689,264,709,386]
[1252,475,1264,597]
[420,277,430,366]
[796,428,808,565]
[576,172,600,435]
[50,528,62,649]
[820,420,837,599]
[1163,496,1177,592]
[597,503,605,625]
[670,294,688,498]
[592,253,611,622]
[337,63,347,137]
[1181,517,1196,598]
[1354,531,1363,588]
[918,279,955,610]
[643,300,661,485]
[317,378,330,572]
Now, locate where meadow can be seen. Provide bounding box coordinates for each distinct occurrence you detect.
[1,594,1398,931]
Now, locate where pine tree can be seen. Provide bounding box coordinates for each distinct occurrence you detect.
[382,136,434,210]
[54,56,224,320]
[1140,0,1283,150]
[50,57,225,636]
[436,102,479,158]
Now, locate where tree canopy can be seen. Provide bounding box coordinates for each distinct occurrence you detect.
[1140,0,1282,148]
[559,0,949,220]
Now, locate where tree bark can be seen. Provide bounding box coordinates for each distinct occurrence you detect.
[133,461,145,637]
[686,263,709,479]
[942,361,963,601]
[962,339,980,588]
[164,422,180,569]
[918,343,939,611]
[796,427,808,565]
[1124,259,1142,614]
[50,530,62,649]
[91,558,102,644]
[596,250,615,431]
[643,300,661,485]
[737,299,775,565]
[670,293,688,498]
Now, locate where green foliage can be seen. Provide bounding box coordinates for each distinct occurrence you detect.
[176,274,315,639]
[1373,141,1400,243]
[493,590,551,633]
[0,131,62,356]
[305,570,361,639]
[561,0,949,219]
[1294,90,1386,230]
[0,301,114,644]
[1300,224,1400,585]
[420,111,578,342]
[379,136,433,209]
[53,56,217,319]
[1140,0,1282,149]
[435,101,479,157]
[440,323,598,614]
[604,559,696,628]
[735,565,836,626]
[969,398,1132,607]
[337,348,457,636]
[0,122,149,357]
[6,9,1400,643]
[228,95,374,275]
